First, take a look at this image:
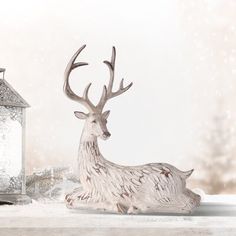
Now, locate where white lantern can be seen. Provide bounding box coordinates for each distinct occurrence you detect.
[0,68,31,204]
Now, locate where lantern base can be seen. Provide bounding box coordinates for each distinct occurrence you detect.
[0,194,31,205]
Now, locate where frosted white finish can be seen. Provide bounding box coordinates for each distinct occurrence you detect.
[64,45,201,214]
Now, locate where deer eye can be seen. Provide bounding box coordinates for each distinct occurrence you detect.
[92,120,96,123]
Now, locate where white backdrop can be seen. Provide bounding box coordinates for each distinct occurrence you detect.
[0,0,236,177]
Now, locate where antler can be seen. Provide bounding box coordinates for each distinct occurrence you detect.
[96,47,133,112]
[64,45,96,113]
[64,45,133,113]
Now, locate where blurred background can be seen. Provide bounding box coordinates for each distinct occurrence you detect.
[0,0,235,194]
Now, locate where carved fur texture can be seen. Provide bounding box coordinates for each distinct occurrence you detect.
[65,130,200,214]
[64,45,201,214]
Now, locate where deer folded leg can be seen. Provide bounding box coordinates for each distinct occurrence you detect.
[116,203,128,214]
[65,189,91,207]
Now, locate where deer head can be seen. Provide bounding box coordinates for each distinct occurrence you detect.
[64,45,133,140]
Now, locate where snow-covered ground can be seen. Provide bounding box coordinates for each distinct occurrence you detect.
[0,195,235,236]
[0,194,235,217]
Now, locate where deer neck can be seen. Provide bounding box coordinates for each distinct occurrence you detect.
[78,127,101,162]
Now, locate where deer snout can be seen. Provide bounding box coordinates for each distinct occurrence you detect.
[102,131,111,139]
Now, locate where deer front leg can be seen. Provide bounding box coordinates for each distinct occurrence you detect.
[65,189,110,212]
[65,190,115,212]
[65,188,91,207]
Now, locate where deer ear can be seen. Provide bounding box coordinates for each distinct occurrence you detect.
[74,111,88,120]
[102,110,110,119]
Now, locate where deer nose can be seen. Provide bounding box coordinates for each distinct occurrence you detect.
[103,131,111,138]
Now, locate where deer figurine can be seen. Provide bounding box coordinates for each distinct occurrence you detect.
[64,45,201,214]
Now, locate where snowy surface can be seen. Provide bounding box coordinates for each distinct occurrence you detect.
[0,195,235,236]
[0,194,235,218]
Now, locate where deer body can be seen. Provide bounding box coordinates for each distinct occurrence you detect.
[64,45,201,214]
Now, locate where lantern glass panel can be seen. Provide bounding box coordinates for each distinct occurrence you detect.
[0,106,23,194]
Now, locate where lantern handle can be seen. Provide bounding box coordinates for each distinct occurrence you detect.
[0,68,6,80]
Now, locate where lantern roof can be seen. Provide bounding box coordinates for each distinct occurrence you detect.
[0,79,30,108]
